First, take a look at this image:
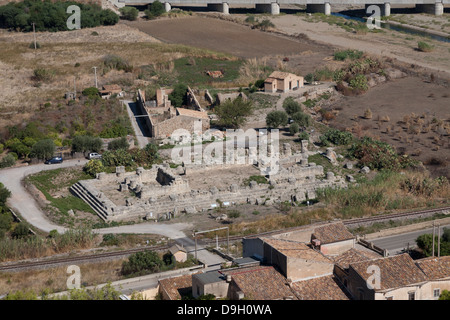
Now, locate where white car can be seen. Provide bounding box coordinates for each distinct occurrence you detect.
[88,152,102,160]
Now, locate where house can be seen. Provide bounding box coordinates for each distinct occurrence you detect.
[290,274,351,300]
[346,253,429,300]
[169,244,187,263]
[264,71,304,93]
[311,222,356,255]
[99,84,123,99]
[261,237,334,282]
[159,273,200,300]
[415,256,450,300]
[222,265,297,300]
[191,271,229,299]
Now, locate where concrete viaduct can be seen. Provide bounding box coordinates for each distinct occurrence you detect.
[118,0,449,16]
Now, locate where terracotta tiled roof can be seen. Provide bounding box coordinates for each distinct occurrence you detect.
[101,84,122,93]
[416,256,450,280]
[291,275,351,300]
[349,253,428,291]
[176,108,209,120]
[333,248,381,269]
[261,238,332,263]
[312,222,354,245]
[169,244,187,255]
[159,273,199,300]
[222,266,297,300]
[268,71,292,80]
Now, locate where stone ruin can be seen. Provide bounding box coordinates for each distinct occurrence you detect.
[70,142,346,223]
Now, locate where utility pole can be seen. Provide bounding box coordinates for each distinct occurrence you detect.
[432,221,436,257]
[92,66,98,88]
[438,223,441,257]
[73,76,76,99]
[32,22,37,50]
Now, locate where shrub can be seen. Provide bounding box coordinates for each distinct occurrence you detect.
[145,0,165,19]
[102,54,133,73]
[121,250,164,276]
[29,42,41,49]
[108,137,129,151]
[119,6,138,21]
[32,68,55,82]
[289,123,299,135]
[255,19,274,31]
[333,49,363,61]
[266,110,288,128]
[349,74,368,91]
[13,222,29,239]
[418,41,434,52]
[83,159,104,177]
[0,153,16,168]
[363,108,373,119]
[319,129,354,146]
[168,83,188,108]
[82,87,99,97]
[298,131,310,141]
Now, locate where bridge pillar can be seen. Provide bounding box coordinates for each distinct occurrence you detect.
[416,2,443,16]
[164,2,171,12]
[365,3,391,17]
[306,2,331,16]
[255,3,280,15]
[207,3,229,14]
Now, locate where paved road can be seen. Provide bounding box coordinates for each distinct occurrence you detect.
[371,224,450,255]
[0,160,88,234]
[0,160,225,267]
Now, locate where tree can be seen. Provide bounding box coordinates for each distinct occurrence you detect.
[266,110,288,128]
[289,123,299,135]
[119,7,138,21]
[283,97,301,116]
[72,135,102,153]
[121,250,164,276]
[291,111,311,128]
[30,139,55,160]
[108,137,129,151]
[13,222,29,239]
[145,0,165,19]
[168,83,188,108]
[439,290,450,300]
[82,87,99,98]
[83,159,104,177]
[0,154,16,168]
[214,96,253,129]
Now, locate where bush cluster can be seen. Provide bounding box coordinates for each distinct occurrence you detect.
[0,0,118,32]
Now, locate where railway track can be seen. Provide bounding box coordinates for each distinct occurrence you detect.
[1,206,448,272]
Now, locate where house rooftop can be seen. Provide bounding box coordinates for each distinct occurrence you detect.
[349,253,428,291]
[159,273,199,300]
[222,266,297,300]
[261,238,332,263]
[267,71,294,80]
[333,248,382,270]
[169,244,187,255]
[194,271,225,285]
[415,256,450,280]
[312,222,354,245]
[291,275,351,300]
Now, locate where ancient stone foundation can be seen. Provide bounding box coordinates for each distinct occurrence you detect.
[71,150,346,222]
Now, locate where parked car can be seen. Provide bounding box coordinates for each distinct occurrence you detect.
[45,156,63,164]
[87,152,102,160]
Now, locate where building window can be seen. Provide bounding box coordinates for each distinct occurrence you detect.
[408,292,415,300]
[434,289,440,298]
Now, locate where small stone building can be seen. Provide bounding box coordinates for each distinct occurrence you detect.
[99,84,123,99]
[169,244,187,263]
[311,222,356,256]
[264,71,304,93]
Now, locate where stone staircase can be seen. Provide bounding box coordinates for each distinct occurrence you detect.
[70,182,111,221]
